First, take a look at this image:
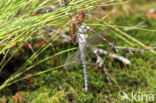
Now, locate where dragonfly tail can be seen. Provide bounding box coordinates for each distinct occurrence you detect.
[82,61,88,92]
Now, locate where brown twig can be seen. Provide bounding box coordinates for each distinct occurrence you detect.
[85,25,156,53]
[27,43,40,62]
[92,47,129,88]
[108,73,122,91]
[114,46,156,53]
[43,26,71,41]
[92,47,131,65]
[102,67,112,86]
[31,0,64,16]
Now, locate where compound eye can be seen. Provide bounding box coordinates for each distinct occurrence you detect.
[80,25,85,29]
[83,26,86,29]
[83,26,87,29]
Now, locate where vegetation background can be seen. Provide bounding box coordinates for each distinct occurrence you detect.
[0,0,156,102]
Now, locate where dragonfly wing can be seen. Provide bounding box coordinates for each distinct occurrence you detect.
[64,49,81,70]
[87,35,104,47]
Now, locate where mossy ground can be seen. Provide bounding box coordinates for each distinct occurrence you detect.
[0,0,156,103]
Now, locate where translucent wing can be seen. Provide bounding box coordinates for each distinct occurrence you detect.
[64,49,81,70]
[87,35,104,47]
[64,34,105,70]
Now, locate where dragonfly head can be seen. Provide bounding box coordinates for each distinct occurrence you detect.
[78,25,87,33]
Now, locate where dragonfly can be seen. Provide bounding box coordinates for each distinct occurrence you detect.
[64,25,101,92]
[64,25,89,92]
[64,25,131,92]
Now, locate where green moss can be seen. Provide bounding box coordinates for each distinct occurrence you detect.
[0,0,156,103]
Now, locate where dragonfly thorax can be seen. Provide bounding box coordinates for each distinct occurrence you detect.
[77,25,88,44]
